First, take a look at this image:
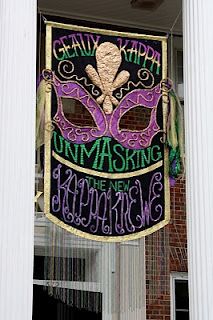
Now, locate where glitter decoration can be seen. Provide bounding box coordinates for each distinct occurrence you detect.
[43,21,170,241]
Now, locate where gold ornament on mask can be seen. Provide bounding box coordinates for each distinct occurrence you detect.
[85,42,130,114]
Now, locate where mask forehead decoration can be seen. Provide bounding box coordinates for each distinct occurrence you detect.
[85,42,130,114]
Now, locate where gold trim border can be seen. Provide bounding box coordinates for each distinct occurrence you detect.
[44,22,170,242]
[44,24,52,216]
[45,20,167,41]
[162,38,170,232]
[53,151,163,179]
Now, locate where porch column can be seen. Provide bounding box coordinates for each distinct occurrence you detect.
[0,1,36,320]
[183,1,213,319]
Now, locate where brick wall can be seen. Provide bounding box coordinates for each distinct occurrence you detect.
[64,99,151,130]
[146,179,187,319]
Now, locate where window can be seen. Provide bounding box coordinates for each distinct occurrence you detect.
[169,36,184,100]
[33,245,102,320]
[171,273,189,320]
[176,50,183,85]
[176,49,184,100]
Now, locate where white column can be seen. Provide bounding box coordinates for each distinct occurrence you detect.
[183,1,213,319]
[0,1,36,320]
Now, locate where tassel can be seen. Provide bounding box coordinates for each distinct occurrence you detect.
[36,79,46,172]
[36,79,46,149]
[167,89,185,180]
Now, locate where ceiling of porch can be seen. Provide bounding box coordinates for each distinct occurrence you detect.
[38,0,182,35]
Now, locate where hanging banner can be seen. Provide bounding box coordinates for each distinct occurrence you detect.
[44,21,170,241]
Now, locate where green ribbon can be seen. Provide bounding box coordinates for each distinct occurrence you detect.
[167,89,185,179]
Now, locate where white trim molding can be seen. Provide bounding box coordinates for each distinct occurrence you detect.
[0,0,36,319]
[170,272,188,320]
[183,0,213,319]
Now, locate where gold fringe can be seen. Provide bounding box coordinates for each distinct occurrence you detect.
[45,21,167,42]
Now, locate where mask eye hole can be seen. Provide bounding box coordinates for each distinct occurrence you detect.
[62,97,96,127]
[119,106,152,131]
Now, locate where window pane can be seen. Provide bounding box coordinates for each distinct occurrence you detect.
[175,279,189,310]
[176,50,183,84]
[176,311,189,320]
[33,285,102,320]
[33,255,45,280]
[34,255,86,281]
